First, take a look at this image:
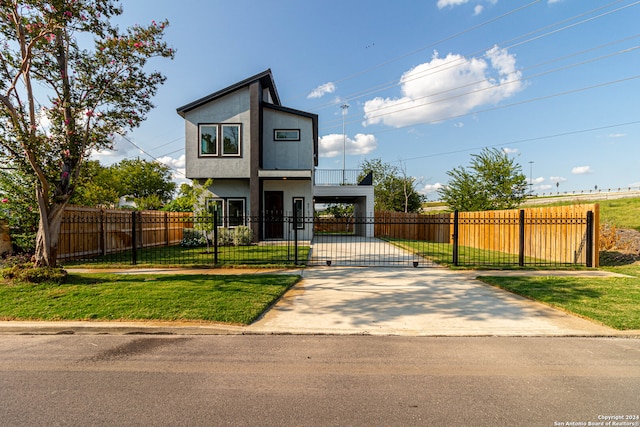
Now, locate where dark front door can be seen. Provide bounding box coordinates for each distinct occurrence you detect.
[264,191,284,239]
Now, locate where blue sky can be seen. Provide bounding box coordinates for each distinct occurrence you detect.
[98,0,640,197]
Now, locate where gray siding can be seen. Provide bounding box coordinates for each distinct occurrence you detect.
[184,88,251,179]
[262,109,314,171]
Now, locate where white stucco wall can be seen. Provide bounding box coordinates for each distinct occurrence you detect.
[184,88,251,179]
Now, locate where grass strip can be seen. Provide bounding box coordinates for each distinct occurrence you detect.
[0,273,300,325]
[478,267,640,330]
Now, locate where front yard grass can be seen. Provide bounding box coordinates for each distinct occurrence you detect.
[0,273,300,325]
[386,239,572,269]
[64,244,310,268]
[477,264,640,330]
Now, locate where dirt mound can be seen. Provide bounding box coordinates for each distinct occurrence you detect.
[599,227,640,266]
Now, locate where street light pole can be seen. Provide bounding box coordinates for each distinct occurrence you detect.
[528,161,534,196]
[341,103,349,184]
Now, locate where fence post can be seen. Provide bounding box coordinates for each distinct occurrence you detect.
[586,210,594,267]
[164,212,169,246]
[131,211,137,265]
[452,210,459,266]
[213,210,218,265]
[518,209,525,267]
[293,209,299,265]
[100,208,107,256]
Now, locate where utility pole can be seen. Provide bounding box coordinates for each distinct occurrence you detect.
[341,103,349,184]
[528,161,534,196]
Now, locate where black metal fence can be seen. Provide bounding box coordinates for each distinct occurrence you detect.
[59,211,306,267]
[58,207,598,268]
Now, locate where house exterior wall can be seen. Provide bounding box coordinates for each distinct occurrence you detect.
[262,108,315,171]
[263,179,314,241]
[205,179,251,202]
[184,88,251,179]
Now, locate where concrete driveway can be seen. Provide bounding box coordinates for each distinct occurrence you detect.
[249,266,617,336]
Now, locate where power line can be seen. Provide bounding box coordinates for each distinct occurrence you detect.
[311,0,639,118]
[320,71,640,135]
[117,133,186,178]
[395,120,640,163]
[283,0,543,104]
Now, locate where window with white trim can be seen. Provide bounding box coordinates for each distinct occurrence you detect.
[293,197,304,230]
[205,198,223,226]
[200,125,218,156]
[274,129,300,141]
[205,197,245,227]
[227,199,245,227]
[199,124,241,157]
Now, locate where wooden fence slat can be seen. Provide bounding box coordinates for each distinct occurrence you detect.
[58,207,193,261]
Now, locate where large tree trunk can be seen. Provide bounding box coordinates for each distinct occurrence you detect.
[33,196,67,268]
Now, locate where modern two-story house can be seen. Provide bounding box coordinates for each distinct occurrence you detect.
[177,69,317,242]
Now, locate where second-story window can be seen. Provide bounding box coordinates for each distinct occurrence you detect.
[200,125,218,156]
[199,124,241,157]
[222,125,240,156]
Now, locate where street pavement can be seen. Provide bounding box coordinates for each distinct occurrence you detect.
[1,265,635,337]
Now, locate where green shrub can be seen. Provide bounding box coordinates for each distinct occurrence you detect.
[233,226,253,246]
[217,228,233,246]
[180,228,207,247]
[2,264,67,284]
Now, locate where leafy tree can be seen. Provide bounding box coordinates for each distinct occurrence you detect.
[322,203,354,218]
[0,1,174,266]
[110,158,176,209]
[0,166,39,253]
[69,160,119,207]
[163,183,197,212]
[359,158,424,213]
[438,148,527,211]
[70,159,176,209]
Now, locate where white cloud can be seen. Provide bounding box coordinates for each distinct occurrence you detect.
[474,5,484,15]
[532,176,545,185]
[422,182,444,194]
[537,184,553,191]
[549,176,567,183]
[307,82,336,99]
[90,134,137,165]
[363,46,524,128]
[503,147,518,154]
[572,166,592,175]
[608,133,626,138]
[437,0,469,8]
[319,133,377,158]
[548,0,562,4]
[157,154,185,169]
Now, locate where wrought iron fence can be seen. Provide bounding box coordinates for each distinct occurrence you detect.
[58,206,598,268]
[59,210,307,267]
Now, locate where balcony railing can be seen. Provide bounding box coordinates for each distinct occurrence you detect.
[314,169,372,186]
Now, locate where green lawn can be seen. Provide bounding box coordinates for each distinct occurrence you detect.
[477,264,640,330]
[525,196,640,231]
[385,239,570,269]
[0,273,300,324]
[65,244,310,268]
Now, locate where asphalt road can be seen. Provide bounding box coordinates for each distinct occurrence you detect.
[1,335,638,426]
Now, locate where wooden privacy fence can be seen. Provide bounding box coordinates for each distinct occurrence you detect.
[375,204,599,267]
[58,206,193,261]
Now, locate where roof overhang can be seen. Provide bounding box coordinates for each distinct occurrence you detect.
[259,170,312,179]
